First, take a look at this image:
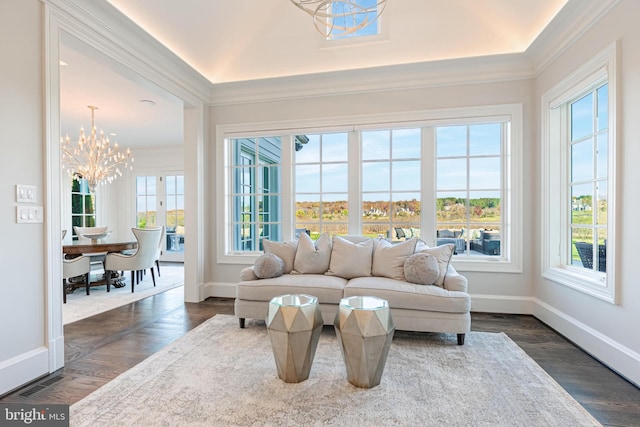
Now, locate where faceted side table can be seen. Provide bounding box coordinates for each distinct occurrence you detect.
[334,296,395,388]
[266,294,323,383]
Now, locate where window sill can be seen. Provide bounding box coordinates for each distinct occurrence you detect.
[542,266,614,304]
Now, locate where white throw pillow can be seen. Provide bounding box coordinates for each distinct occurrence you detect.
[415,243,455,287]
[403,253,440,285]
[262,239,298,274]
[372,238,417,280]
[253,253,285,279]
[293,232,332,274]
[325,236,373,279]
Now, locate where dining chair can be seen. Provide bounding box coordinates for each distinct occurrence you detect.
[62,255,91,303]
[104,227,163,293]
[73,225,109,270]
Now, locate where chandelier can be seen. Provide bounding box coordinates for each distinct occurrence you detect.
[290,0,387,38]
[61,105,134,193]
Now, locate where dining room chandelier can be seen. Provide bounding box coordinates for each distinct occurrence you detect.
[61,105,134,193]
[290,0,387,38]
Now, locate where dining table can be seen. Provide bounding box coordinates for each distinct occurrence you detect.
[63,238,138,291]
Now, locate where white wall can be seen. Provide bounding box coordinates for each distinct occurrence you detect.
[0,0,49,395]
[532,0,640,386]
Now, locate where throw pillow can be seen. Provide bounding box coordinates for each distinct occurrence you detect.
[415,243,455,287]
[253,253,285,279]
[372,238,417,280]
[404,253,440,285]
[262,239,298,274]
[293,232,332,274]
[325,236,374,279]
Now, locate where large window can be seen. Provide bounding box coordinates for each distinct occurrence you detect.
[71,177,95,237]
[541,43,617,303]
[220,104,522,272]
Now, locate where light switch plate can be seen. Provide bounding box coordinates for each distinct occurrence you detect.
[16,185,37,203]
[16,206,43,223]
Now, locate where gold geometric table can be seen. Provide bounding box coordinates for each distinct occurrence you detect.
[266,294,323,383]
[334,296,395,388]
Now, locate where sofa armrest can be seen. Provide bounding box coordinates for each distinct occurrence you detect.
[239,266,258,281]
[443,266,468,293]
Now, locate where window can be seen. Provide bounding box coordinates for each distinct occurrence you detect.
[230,137,282,251]
[71,177,95,237]
[325,0,383,40]
[436,123,504,257]
[219,104,522,273]
[136,176,157,228]
[541,43,617,303]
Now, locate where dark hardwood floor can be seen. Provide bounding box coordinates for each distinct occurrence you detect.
[2,288,638,426]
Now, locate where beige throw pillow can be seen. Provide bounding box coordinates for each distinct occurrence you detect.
[372,238,417,280]
[415,243,455,287]
[262,239,298,274]
[253,253,285,279]
[293,232,332,274]
[404,253,440,285]
[325,236,373,279]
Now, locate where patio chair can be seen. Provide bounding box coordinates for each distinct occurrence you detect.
[574,242,606,272]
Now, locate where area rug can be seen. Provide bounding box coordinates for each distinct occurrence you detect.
[63,263,184,324]
[70,315,600,427]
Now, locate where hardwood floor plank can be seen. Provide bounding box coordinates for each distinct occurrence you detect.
[1,292,638,426]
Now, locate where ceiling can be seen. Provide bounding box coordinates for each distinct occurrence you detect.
[60,0,569,149]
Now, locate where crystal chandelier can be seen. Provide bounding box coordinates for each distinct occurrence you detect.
[290,0,387,38]
[61,105,134,193]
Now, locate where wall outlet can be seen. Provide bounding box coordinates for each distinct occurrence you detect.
[16,185,37,203]
[16,206,43,224]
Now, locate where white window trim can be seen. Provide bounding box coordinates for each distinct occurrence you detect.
[540,42,618,304]
[216,104,523,275]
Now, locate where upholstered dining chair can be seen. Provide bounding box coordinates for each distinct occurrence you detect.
[104,227,163,293]
[62,254,91,303]
[73,225,109,270]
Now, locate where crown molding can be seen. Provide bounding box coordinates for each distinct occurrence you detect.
[209,53,533,106]
[45,0,211,106]
[527,0,621,77]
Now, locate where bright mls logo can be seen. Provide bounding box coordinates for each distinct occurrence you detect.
[1,404,69,426]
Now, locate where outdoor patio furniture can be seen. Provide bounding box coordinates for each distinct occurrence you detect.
[574,242,606,272]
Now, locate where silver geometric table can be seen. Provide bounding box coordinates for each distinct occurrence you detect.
[334,296,395,388]
[266,294,323,383]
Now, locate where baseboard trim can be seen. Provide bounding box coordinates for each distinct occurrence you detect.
[533,298,640,387]
[470,294,535,314]
[0,347,49,396]
[204,281,236,299]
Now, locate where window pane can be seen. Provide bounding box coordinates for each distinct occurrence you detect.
[362,130,389,160]
[437,159,467,190]
[295,134,319,163]
[597,132,608,179]
[258,137,281,164]
[571,183,593,224]
[436,192,467,223]
[571,92,593,141]
[296,164,320,193]
[470,123,501,156]
[597,183,607,226]
[362,162,390,191]
[296,194,320,223]
[165,175,176,193]
[470,157,500,189]
[436,126,466,157]
[572,229,593,268]
[597,84,608,131]
[392,161,420,191]
[571,139,593,182]
[392,128,420,159]
[322,133,348,162]
[392,192,420,226]
[322,163,348,192]
[470,191,501,223]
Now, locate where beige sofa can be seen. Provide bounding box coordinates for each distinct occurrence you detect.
[235,235,471,345]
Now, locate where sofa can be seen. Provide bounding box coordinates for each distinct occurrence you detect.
[470,229,501,255]
[235,234,471,345]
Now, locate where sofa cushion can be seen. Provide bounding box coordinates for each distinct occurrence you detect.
[237,274,346,305]
[372,238,417,280]
[326,236,373,279]
[404,252,440,285]
[414,242,455,287]
[292,232,331,274]
[253,253,285,279]
[262,239,298,274]
[345,277,470,314]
